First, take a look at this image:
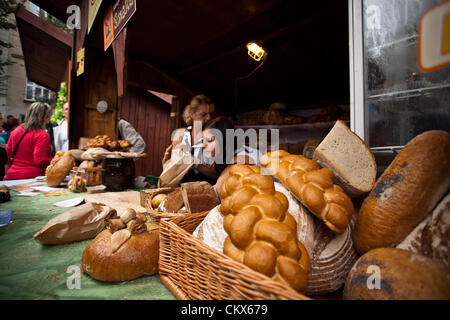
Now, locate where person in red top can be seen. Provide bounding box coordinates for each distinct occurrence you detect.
[4,102,53,180]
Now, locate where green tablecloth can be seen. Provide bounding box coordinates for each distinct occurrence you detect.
[0,186,175,300]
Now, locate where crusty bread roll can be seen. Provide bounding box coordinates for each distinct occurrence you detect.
[397,192,450,267]
[343,248,450,300]
[219,164,310,293]
[312,120,377,197]
[260,150,354,234]
[353,130,450,255]
[81,223,159,282]
[46,151,75,187]
[151,193,167,209]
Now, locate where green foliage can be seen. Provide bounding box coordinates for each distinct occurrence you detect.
[51,82,67,123]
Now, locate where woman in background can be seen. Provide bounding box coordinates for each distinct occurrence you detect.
[179,116,235,185]
[162,94,214,167]
[4,102,53,180]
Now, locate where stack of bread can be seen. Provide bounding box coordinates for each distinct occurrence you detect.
[193,121,450,299]
[345,130,450,300]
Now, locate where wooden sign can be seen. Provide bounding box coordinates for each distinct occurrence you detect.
[103,4,114,51]
[103,0,136,51]
[418,0,450,72]
[88,0,103,34]
[76,47,85,76]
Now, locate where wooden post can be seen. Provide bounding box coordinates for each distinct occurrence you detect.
[112,26,129,98]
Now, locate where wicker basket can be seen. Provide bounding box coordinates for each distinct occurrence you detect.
[159,211,311,300]
[140,187,190,223]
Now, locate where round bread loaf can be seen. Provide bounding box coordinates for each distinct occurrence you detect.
[307,217,359,296]
[343,247,450,300]
[46,151,75,187]
[81,224,159,282]
[353,130,450,254]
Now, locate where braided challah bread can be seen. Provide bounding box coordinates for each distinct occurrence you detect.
[260,150,354,234]
[219,164,310,293]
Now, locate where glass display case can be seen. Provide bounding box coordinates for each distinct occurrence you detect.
[349,0,450,171]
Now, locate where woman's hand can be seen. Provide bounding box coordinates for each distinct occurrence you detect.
[162,144,173,165]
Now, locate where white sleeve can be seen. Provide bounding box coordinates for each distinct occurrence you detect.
[53,125,61,152]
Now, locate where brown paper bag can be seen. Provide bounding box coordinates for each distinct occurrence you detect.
[33,202,116,245]
[158,144,194,188]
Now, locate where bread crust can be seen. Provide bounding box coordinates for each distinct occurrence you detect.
[260,150,354,234]
[353,130,450,254]
[46,152,75,187]
[219,164,310,293]
[81,226,159,282]
[343,248,450,300]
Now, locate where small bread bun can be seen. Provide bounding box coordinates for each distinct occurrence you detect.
[151,193,167,209]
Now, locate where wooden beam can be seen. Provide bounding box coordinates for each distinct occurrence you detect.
[15,5,72,47]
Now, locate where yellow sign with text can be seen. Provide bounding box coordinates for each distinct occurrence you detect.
[418,0,450,72]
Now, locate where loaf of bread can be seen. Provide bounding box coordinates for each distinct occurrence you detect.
[157,189,184,213]
[353,130,450,254]
[312,120,377,197]
[46,151,75,187]
[397,192,450,267]
[181,181,219,213]
[82,208,159,282]
[193,205,228,253]
[219,164,310,293]
[260,150,354,234]
[81,147,110,160]
[274,182,315,256]
[306,217,359,296]
[343,248,450,300]
[195,182,316,256]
